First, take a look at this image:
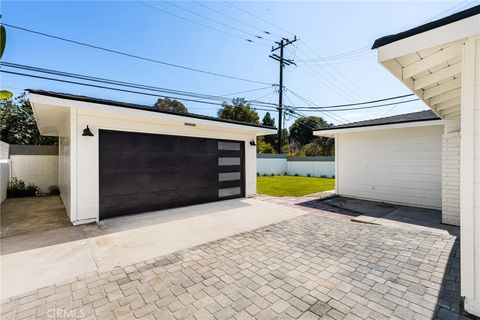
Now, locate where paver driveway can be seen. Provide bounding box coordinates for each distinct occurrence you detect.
[1,204,464,319]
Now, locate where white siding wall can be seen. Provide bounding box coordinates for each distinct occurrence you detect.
[336,125,443,209]
[72,108,258,223]
[442,118,461,226]
[58,113,71,218]
[10,155,58,193]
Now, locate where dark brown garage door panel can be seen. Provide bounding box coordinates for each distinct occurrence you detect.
[99,130,245,219]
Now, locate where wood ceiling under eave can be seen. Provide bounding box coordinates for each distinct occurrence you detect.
[388,39,465,119]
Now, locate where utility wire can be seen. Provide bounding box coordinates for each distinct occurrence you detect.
[291,93,415,110]
[222,1,293,37]
[1,62,278,106]
[191,1,277,41]
[162,0,269,43]
[134,0,262,44]
[2,62,420,112]
[2,23,273,85]
[1,70,279,113]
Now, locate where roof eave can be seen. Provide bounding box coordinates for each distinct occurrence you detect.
[314,119,444,136]
[29,92,277,135]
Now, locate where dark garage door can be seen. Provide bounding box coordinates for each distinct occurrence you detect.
[99,130,245,220]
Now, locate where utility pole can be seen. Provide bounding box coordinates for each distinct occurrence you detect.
[269,36,297,154]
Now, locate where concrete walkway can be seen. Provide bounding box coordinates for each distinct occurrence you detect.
[0,198,305,299]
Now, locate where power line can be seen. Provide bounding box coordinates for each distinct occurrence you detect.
[134,0,261,44]
[1,70,279,113]
[222,1,294,37]
[291,93,415,110]
[161,0,269,43]
[297,98,420,112]
[284,89,349,124]
[191,1,277,41]
[1,62,279,107]
[2,23,273,85]
[297,44,370,100]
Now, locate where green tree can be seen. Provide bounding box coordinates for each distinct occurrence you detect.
[289,116,331,147]
[0,94,57,145]
[217,98,260,124]
[302,137,334,156]
[261,112,275,127]
[154,98,188,113]
[256,136,276,154]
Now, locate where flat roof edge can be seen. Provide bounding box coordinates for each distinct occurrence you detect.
[28,89,277,132]
[314,119,444,136]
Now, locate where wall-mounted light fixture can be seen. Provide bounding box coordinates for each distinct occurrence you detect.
[249,140,256,146]
[82,125,94,137]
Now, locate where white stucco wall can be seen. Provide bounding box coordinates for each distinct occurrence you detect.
[71,107,258,224]
[336,125,443,209]
[10,155,58,194]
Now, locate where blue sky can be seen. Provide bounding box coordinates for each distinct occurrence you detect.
[1,0,478,128]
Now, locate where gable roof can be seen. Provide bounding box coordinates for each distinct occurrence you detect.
[27,89,276,130]
[372,5,480,49]
[317,110,440,131]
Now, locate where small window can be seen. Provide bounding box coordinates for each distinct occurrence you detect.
[218,141,240,151]
[219,172,241,181]
[218,187,241,197]
[218,157,240,166]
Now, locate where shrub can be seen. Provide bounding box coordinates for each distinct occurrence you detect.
[307,173,311,177]
[271,173,274,177]
[320,174,327,178]
[294,173,299,176]
[332,175,335,179]
[263,173,268,177]
[257,172,260,177]
[7,177,38,198]
[284,172,287,176]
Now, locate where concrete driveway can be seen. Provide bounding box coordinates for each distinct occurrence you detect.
[1,198,304,300]
[1,197,467,319]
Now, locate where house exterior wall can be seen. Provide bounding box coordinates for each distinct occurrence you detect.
[336,125,443,209]
[442,118,461,226]
[71,107,258,224]
[461,35,480,316]
[58,111,72,218]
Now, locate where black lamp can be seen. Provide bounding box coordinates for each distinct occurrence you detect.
[82,125,94,136]
[249,140,256,146]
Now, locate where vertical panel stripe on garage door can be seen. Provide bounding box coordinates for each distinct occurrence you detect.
[99,130,245,220]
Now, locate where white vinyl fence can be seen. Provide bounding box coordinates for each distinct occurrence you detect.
[257,154,335,178]
[0,141,10,203]
[4,145,59,196]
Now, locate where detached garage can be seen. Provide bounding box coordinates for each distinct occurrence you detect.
[29,90,276,224]
[315,110,444,210]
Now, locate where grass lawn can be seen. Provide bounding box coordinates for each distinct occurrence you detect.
[257,176,335,197]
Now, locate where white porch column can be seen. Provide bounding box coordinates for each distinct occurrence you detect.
[460,35,480,317]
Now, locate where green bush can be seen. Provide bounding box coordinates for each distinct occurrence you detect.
[7,177,38,198]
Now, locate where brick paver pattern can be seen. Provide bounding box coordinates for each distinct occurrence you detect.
[1,209,465,319]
